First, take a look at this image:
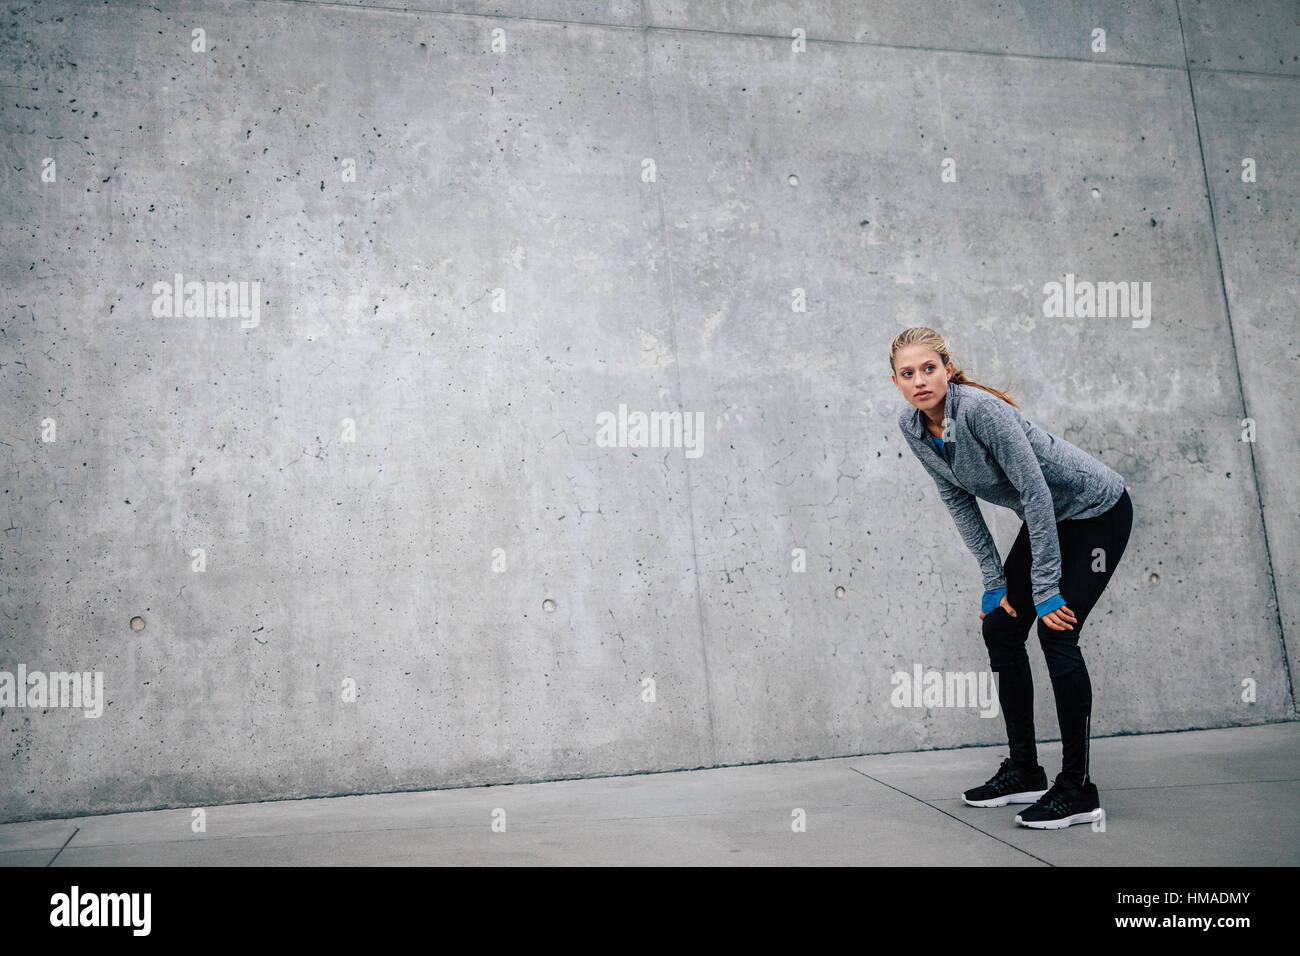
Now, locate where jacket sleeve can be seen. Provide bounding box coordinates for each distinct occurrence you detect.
[929,471,1008,596]
[967,398,1063,608]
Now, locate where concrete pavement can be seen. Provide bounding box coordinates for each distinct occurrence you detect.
[3,722,1294,866]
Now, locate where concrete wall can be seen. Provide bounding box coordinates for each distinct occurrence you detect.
[1,0,1295,823]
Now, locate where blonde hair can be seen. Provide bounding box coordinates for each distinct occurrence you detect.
[888,327,1020,411]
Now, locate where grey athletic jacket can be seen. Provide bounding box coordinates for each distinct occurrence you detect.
[897,381,1126,610]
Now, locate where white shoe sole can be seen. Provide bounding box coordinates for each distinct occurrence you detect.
[961,788,1047,808]
[1014,807,1104,829]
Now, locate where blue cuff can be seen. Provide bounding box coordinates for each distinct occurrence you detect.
[981,588,1007,614]
[1035,594,1066,617]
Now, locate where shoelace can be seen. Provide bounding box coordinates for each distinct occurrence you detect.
[1034,777,1081,814]
[1039,791,1073,814]
[990,759,1029,793]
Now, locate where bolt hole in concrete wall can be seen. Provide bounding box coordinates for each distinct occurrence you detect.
[1,0,1297,824]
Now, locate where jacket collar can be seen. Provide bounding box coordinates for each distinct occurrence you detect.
[905,379,960,439]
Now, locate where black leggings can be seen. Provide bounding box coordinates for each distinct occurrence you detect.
[981,488,1133,784]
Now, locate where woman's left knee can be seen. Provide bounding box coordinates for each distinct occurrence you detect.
[1036,626,1085,677]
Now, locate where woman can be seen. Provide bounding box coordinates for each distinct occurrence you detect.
[891,327,1133,829]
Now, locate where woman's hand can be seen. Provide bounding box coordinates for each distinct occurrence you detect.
[1039,605,1077,631]
[978,594,1018,620]
[979,595,1077,630]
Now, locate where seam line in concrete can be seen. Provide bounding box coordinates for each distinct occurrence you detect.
[907,776,1300,802]
[849,767,1051,866]
[1186,66,1300,81]
[638,0,718,765]
[45,827,79,867]
[1081,776,1300,793]
[1174,0,1295,718]
[9,720,1295,826]
[220,0,1300,82]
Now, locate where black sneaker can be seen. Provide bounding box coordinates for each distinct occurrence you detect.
[961,757,1048,807]
[1014,772,1103,829]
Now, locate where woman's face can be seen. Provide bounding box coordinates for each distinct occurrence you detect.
[892,345,951,412]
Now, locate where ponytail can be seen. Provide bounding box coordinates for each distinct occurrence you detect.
[889,327,1020,411]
